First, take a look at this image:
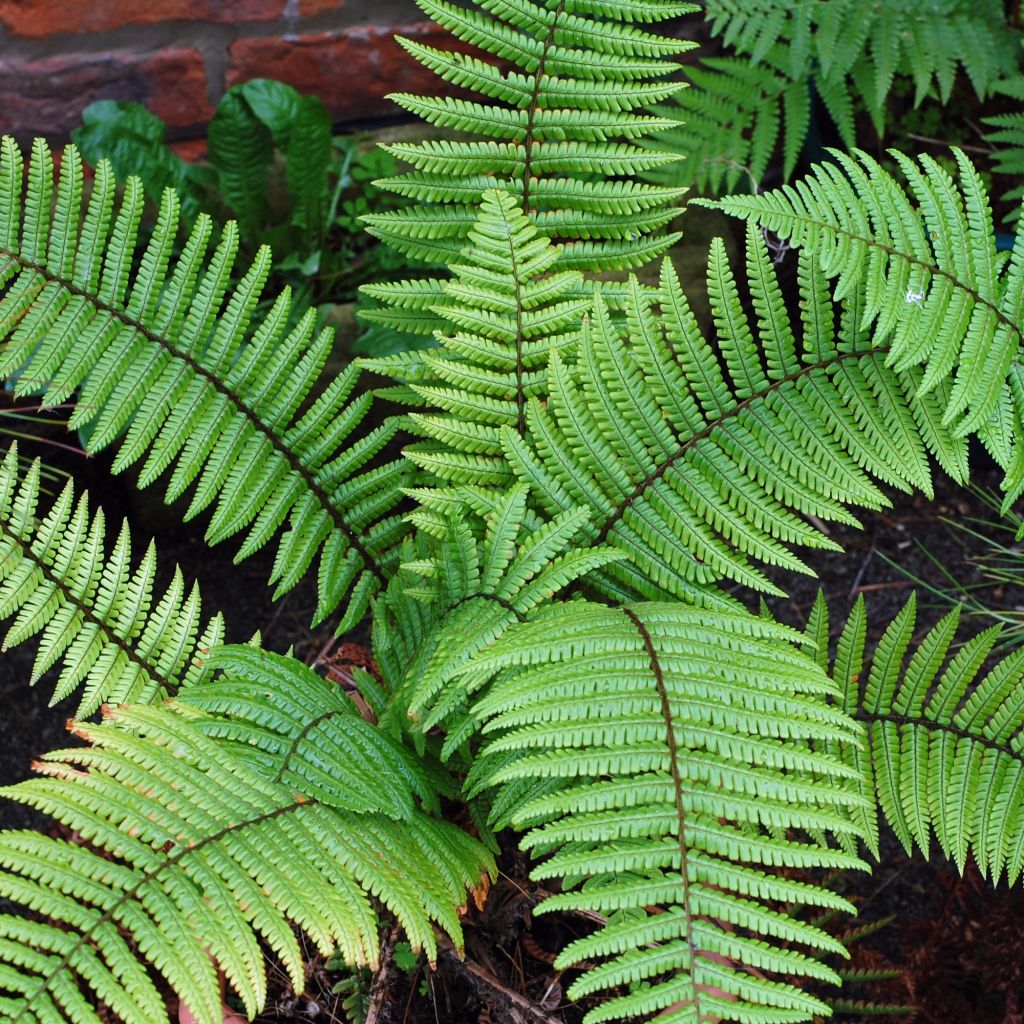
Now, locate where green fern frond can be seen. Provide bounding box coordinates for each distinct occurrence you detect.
[0,445,223,716]
[501,224,968,606]
[648,51,813,194]
[0,137,409,632]
[818,592,1024,885]
[0,652,493,1024]
[709,147,1024,466]
[364,190,587,495]
[702,0,1015,129]
[656,0,1017,197]
[466,600,867,1024]
[361,0,694,339]
[373,483,624,739]
[983,75,1024,225]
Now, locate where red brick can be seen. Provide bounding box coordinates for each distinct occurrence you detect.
[299,0,344,12]
[0,48,213,139]
[226,22,464,123]
[170,138,209,163]
[0,0,282,37]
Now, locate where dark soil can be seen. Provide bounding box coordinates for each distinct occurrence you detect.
[4,428,1024,1022]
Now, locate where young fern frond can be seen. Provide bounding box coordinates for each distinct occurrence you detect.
[364,190,588,493]
[708,148,1024,462]
[373,483,624,739]
[813,592,1024,885]
[0,650,493,1024]
[361,0,694,338]
[465,601,868,1024]
[0,445,223,716]
[502,223,967,606]
[0,137,409,633]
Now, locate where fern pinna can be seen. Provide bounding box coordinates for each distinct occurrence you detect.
[361,0,694,340]
[0,137,406,634]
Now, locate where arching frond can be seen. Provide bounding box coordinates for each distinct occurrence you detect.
[0,445,223,716]
[360,0,694,339]
[0,137,409,633]
[0,649,494,1024]
[816,592,1024,884]
[466,600,867,1024]
[708,148,1024,465]
[502,224,968,606]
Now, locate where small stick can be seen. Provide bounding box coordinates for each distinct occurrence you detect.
[365,922,402,1024]
[436,935,563,1024]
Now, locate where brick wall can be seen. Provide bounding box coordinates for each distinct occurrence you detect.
[0,0,452,143]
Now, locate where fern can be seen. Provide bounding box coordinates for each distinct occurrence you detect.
[363,189,589,495]
[499,222,967,606]
[705,0,1015,131]
[374,482,625,740]
[813,592,1024,885]
[0,647,493,1024]
[361,0,694,339]
[461,600,867,1024]
[0,446,223,716]
[709,148,1024,465]
[983,75,1024,225]
[658,0,1018,195]
[0,137,408,633]
[648,50,814,195]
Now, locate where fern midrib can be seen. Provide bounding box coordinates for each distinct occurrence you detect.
[624,607,706,1020]
[0,506,177,696]
[273,707,349,782]
[857,709,1023,762]
[0,250,389,588]
[592,342,891,547]
[493,198,529,438]
[13,793,304,1023]
[520,0,567,220]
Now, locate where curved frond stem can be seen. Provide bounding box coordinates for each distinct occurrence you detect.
[0,247,388,591]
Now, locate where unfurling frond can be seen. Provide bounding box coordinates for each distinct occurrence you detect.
[0,649,493,1024]
[466,601,867,1024]
[361,0,694,338]
[0,445,223,716]
[0,137,409,632]
[815,592,1024,884]
[503,223,967,606]
[709,148,1024,469]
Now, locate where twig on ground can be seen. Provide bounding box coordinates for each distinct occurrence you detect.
[436,935,564,1024]
[365,922,402,1024]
